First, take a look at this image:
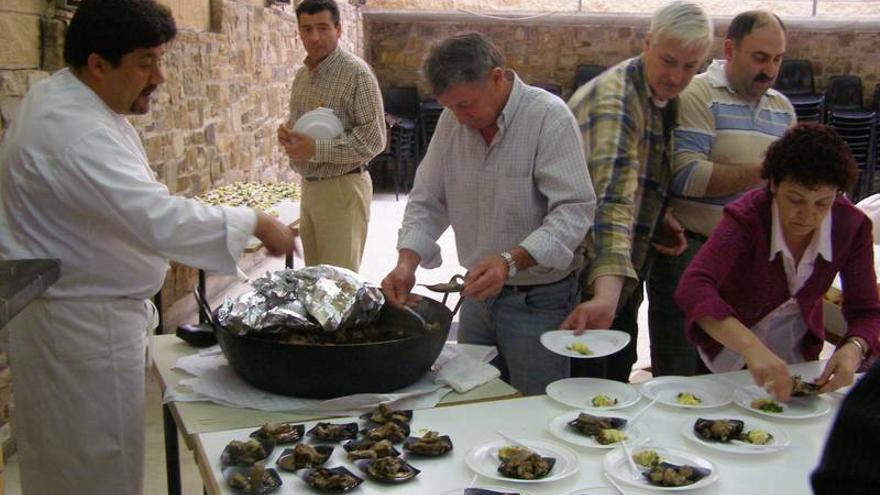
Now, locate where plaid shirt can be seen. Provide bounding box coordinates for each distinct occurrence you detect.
[287,47,386,178]
[569,56,677,299]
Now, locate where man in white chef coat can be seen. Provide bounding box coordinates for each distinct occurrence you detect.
[0,1,296,493]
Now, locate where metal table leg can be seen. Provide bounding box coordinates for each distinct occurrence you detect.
[163,404,182,495]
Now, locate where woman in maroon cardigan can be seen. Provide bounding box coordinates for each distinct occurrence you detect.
[675,124,880,401]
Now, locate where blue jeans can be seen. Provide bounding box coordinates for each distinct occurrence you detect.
[646,234,703,377]
[457,271,579,396]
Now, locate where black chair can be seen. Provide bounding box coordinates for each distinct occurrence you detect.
[379,86,421,199]
[573,64,606,91]
[775,59,825,123]
[775,59,816,96]
[872,83,880,112]
[532,82,563,99]
[825,75,865,113]
[419,98,443,158]
[828,110,877,200]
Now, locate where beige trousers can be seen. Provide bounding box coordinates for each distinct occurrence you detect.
[300,169,372,271]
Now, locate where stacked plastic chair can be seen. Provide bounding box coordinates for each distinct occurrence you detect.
[774,59,825,123]
[375,86,420,200]
[532,82,563,99]
[418,98,443,160]
[573,64,606,92]
[825,75,876,201]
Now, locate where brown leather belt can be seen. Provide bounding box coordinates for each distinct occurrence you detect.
[304,165,366,182]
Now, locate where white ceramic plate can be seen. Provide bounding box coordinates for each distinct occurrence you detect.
[546,378,641,411]
[604,446,719,491]
[733,386,832,419]
[640,377,733,409]
[464,439,579,484]
[548,411,647,449]
[564,488,619,495]
[540,330,630,358]
[679,416,791,454]
[438,487,535,495]
[292,107,344,140]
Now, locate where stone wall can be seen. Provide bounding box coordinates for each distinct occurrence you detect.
[0,0,366,453]
[365,0,880,17]
[364,11,880,108]
[1,0,366,310]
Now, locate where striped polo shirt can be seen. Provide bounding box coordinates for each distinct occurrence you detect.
[670,59,796,237]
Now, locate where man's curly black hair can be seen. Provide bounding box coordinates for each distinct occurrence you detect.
[64,0,177,68]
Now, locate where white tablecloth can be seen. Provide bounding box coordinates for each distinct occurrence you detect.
[196,360,842,495]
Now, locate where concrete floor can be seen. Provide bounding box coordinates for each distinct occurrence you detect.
[2,189,655,494]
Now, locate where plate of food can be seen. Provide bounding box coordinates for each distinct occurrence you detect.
[546,377,641,410]
[548,411,647,449]
[640,377,733,409]
[604,446,719,491]
[680,416,791,454]
[733,386,831,419]
[464,439,579,484]
[540,330,630,359]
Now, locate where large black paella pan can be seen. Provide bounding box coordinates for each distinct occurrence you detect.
[200,292,453,399]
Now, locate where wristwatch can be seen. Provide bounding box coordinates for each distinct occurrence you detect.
[500,251,517,279]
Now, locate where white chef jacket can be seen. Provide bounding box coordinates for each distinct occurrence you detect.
[0,69,256,495]
[0,68,256,300]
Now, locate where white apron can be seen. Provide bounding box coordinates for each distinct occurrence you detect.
[700,297,809,373]
[10,298,157,495]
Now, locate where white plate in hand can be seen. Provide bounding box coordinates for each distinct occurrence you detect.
[292,107,343,139]
[641,376,733,409]
[540,330,630,358]
[604,446,719,491]
[464,439,579,484]
[679,416,791,454]
[548,411,647,449]
[733,386,832,419]
[546,377,641,410]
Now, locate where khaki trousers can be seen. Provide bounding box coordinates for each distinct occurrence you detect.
[300,170,372,271]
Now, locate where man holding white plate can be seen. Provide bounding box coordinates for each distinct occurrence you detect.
[278,0,386,271]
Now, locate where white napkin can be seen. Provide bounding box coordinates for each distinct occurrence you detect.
[167,343,499,413]
[433,344,500,393]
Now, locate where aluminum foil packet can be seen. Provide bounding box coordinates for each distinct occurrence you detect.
[217,264,384,335]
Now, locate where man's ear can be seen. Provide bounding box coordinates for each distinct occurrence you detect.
[85,53,109,80]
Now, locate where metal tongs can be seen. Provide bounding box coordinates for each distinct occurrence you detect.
[419,274,465,293]
[418,274,466,314]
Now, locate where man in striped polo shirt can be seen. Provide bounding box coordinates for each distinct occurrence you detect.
[647,10,796,376]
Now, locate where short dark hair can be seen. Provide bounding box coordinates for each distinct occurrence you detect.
[726,10,786,44]
[761,123,857,191]
[296,0,341,26]
[422,32,505,95]
[64,0,176,68]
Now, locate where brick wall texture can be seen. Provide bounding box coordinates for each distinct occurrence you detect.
[365,14,880,108]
